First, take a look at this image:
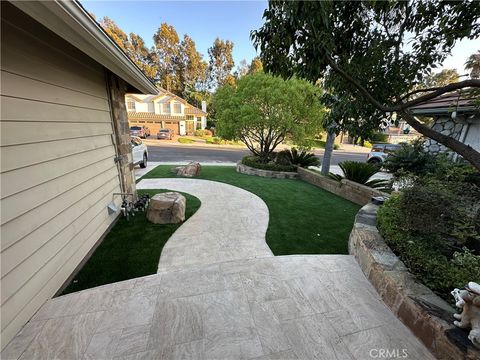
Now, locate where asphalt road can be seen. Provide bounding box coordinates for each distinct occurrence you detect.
[146,143,368,164]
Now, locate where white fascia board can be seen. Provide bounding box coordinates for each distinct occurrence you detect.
[10,0,158,94]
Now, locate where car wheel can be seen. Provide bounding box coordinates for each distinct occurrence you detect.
[367,158,381,165]
[140,153,147,168]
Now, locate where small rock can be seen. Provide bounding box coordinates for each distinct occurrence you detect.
[147,192,186,224]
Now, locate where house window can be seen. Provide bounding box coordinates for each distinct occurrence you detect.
[126,99,136,111]
[186,115,194,121]
[163,103,171,113]
[173,103,182,114]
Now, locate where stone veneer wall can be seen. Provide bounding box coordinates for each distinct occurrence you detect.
[236,162,298,179]
[425,115,465,155]
[349,203,480,360]
[106,71,137,197]
[297,167,387,205]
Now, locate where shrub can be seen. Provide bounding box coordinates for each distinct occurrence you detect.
[195,129,213,137]
[383,140,436,177]
[377,195,480,302]
[276,148,320,168]
[368,131,389,143]
[178,137,195,144]
[311,139,340,150]
[242,156,297,172]
[328,161,389,189]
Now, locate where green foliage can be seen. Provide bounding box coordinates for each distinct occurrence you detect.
[242,156,297,172]
[328,161,389,189]
[208,38,235,89]
[194,129,213,137]
[252,1,480,167]
[383,141,436,177]
[465,51,480,79]
[377,195,480,302]
[423,69,460,88]
[368,132,389,143]
[276,148,320,168]
[178,137,195,144]
[310,139,340,150]
[213,72,325,158]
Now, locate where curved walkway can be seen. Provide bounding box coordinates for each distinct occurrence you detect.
[3,178,434,360]
[136,178,272,271]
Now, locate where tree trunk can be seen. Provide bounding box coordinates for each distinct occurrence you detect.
[321,130,336,175]
[400,111,480,171]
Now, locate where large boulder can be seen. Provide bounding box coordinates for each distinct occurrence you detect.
[147,192,186,224]
[173,162,201,177]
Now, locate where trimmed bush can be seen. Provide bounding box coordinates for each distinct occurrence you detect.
[242,156,297,172]
[383,140,436,177]
[328,161,389,189]
[195,129,213,137]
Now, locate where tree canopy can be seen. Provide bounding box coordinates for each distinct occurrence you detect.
[213,72,325,158]
[252,0,480,170]
[466,51,480,78]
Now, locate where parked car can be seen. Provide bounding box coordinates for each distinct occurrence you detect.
[130,136,148,168]
[157,128,174,140]
[367,143,401,164]
[129,125,150,139]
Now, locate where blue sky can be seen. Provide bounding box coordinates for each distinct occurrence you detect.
[82,0,477,74]
[83,0,267,70]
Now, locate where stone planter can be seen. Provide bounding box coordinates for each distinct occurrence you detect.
[349,203,480,360]
[236,161,298,179]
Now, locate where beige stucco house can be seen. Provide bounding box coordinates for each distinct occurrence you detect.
[126,90,207,136]
[0,0,157,349]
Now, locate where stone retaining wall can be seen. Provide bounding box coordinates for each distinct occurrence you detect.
[236,162,298,179]
[297,167,387,205]
[349,203,480,360]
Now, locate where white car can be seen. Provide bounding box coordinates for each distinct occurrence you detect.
[130,136,148,168]
[366,143,401,164]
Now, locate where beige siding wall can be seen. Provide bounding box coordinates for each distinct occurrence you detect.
[0,7,122,348]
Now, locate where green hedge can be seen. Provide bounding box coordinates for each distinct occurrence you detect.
[178,137,195,144]
[242,156,297,172]
[377,195,480,303]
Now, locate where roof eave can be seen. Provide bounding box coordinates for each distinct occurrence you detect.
[10,0,157,94]
[410,105,478,116]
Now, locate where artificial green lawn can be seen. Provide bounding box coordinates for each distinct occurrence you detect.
[143,165,361,255]
[62,190,200,295]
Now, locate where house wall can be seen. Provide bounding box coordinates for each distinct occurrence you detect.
[0,4,126,348]
[424,115,466,155]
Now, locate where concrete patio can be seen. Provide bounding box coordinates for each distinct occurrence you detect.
[2,177,434,359]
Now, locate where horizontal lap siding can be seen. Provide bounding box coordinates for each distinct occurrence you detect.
[0,6,122,349]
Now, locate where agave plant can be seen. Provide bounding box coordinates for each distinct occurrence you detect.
[276,148,320,168]
[328,161,389,189]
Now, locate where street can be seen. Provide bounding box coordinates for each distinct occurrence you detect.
[145,142,368,164]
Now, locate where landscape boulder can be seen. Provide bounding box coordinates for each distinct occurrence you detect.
[173,162,201,177]
[147,192,186,224]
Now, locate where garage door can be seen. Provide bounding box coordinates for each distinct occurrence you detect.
[164,121,179,135]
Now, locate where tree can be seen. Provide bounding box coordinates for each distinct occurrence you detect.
[235,59,250,78]
[424,69,460,88]
[177,35,208,98]
[252,1,480,170]
[248,57,263,74]
[213,72,325,159]
[153,23,181,92]
[100,17,158,81]
[208,38,235,88]
[465,51,480,78]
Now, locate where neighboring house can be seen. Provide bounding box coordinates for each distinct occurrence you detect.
[410,90,480,157]
[126,90,208,136]
[0,0,157,349]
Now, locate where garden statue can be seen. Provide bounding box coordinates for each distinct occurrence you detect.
[451,282,480,348]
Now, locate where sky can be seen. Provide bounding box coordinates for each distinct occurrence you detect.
[82,0,478,74]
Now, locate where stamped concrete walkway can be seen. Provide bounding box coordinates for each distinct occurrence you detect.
[137,178,272,272]
[2,178,434,360]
